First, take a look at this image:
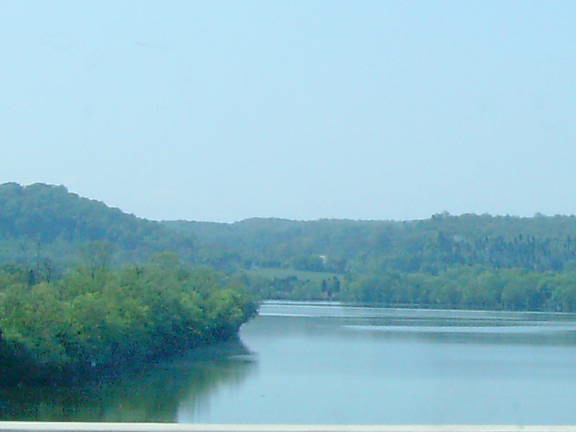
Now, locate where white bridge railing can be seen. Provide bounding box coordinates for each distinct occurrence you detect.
[0,425,574,432]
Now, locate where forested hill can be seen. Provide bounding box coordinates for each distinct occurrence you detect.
[4,182,576,276]
[0,183,195,265]
[165,213,576,274]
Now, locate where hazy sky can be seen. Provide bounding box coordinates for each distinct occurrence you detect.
[1,1,575,222]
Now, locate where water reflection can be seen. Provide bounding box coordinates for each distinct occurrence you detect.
[193,302,576,424]
[0,338,256,422]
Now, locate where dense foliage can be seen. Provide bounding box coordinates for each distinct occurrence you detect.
[6,182,576,276]
[0,255,256,384]
[239,266,576,312]
[0,183,195,267]
[5,182,576,314]
[167,213,576,311]
[341,266,576,311]
[167,213,576,274]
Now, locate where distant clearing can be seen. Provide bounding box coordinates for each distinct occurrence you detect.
[246,268,341,281]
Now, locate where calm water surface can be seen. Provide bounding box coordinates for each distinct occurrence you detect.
[3,301,576,424]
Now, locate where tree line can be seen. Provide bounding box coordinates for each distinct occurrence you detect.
[6,183,576,276]
[239,266,576,312]
[341,266,576,311]
[0,253,256,385]
[169,214,576,274]
[6,182,576,314]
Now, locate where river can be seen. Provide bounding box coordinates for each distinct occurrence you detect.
[3,301,576,424]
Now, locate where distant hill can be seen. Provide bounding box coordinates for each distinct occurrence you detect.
[3,182,576,276]
[0,182,195,266]
[164,213,576,274]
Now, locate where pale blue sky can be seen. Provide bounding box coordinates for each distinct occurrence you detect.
[1,1,574,222]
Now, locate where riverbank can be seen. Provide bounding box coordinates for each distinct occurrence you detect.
[0,260,257,385]
[2,302,576,423]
